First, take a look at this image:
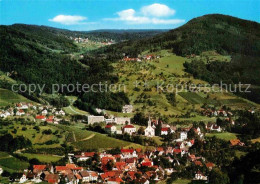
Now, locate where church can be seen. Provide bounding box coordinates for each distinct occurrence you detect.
[145,117,155,137]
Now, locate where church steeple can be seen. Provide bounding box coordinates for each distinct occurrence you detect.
[148,116,151,127]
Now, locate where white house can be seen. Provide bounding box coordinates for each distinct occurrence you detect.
[41,109,48,115]
[161,127,174,135]
[122,105,133,113]
[210,124,222,132]
[194,171,208,181]
[19,174,27,183]
[16,109,25,116]
[122,124,136,135]
[145,118,155,137]
[105,124,117,134]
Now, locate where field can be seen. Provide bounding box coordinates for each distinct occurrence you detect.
[0,88,32,107]
[0,152,29,173]
[206,132,238,141]
[21,153,62,163]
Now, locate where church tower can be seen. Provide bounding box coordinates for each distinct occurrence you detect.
[148,116,152,127]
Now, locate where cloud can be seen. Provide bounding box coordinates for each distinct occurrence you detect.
[49,15,87,25]
[141,3,175,17]
[104,5,185,25]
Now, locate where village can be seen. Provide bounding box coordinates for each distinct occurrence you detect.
[0,101,252,184]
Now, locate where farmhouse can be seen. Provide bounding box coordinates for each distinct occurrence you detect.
[122,124,136,135]
[105,124,117,134]
[122,105,133,113]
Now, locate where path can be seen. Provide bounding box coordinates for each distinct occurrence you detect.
[79,133,95,141]
[72,131,76,142]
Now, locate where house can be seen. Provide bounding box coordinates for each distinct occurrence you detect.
[33,165,46,175]
[79,171,90,182]
[122,105,133,113]
[230,139,245,146]
[75,152,95,161]
[44,174,60,184]
[16,109,25,116]
[178,131,188,141]
[145,118,155,137]
[17,103,28,110]
[36,115,46,121]
[105,124,117,134]
[161,127,174,135]
[122,124,136,135]
[41,109,48,115]
[58,110,65,116]
[19,174,27,183]
[211,124,222,132]
[205,162,215,170]
[194,171,208,181]
[87,115,105,124]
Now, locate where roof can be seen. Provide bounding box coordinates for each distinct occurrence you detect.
[230,139,241,146]
[206,162,215,168]
[157,147,164,152]
[136,148,142,153]
[45,174,59,183]
[161,128,169,131]
[83,152,95,157]
[142,161,152,167]
[108,177,124,183]
[56,166,69,171]
[173,149,181,154]
[194,161,203,166]
[123,125,135,129]
[105,124,114,128]
[121,148,134,153]
[66,164,76,169]
[36,115,45,119]
[80,171,89,177]
[33,165,46,170]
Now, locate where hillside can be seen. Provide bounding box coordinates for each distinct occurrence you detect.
[91,14,260,103]
[100,14,260,57]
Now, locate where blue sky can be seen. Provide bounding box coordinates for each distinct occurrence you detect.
[0,0,259,30]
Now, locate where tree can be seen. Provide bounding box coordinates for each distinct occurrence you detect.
[209,168,230,184]
[138,127,145,135]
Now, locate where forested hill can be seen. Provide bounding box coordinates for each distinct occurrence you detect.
[98,14,260,57]
[0,25,113,95]
[11,24,167,42]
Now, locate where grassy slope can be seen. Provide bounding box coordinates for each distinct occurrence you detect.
[21,153,62,163]
[114,50,259,122]
[205,132,238,141]
[0,88,32,107]
[0,152,29,173]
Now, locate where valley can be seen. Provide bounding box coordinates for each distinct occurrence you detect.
[0,13,259,184]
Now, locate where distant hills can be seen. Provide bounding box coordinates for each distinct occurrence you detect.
[101,14,260,57]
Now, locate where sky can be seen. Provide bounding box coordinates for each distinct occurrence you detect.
[0,0,259,31]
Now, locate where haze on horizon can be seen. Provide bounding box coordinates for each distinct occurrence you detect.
[0,0,259,31]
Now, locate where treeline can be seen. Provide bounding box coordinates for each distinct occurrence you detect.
[183,55,260,103]
[75,91,129,112]
[0,133,32,152]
